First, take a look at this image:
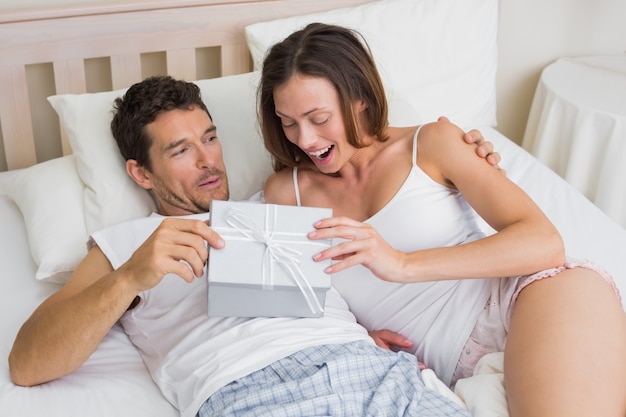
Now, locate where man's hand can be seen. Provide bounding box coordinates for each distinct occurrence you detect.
[438,116,503,172]
[369,329,413,351]
[120,217,224,292]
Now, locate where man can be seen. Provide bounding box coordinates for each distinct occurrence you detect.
[9,76,498,416]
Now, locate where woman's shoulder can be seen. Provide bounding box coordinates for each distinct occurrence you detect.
[385,124,448,149]
[416,120,465,145]
[413,120,469,162]
[412,120,468,186]
[263,168,296,205]
[379,126,420,156]
[264,164,327,206]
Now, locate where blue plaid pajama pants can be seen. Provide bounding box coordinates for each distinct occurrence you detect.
[196,341,469,417]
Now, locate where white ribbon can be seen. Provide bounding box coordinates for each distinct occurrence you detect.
[218,206,325,316]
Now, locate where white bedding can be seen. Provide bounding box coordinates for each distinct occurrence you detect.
[0,1,624,415]
[1,127,624,417]
[0,172,178,416]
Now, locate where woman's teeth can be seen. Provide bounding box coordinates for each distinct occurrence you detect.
[309,145,333,160]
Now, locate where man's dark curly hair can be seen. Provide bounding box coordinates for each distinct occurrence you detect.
[111,76,211,171]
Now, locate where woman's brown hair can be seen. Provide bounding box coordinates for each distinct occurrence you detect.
[258,23,389,172]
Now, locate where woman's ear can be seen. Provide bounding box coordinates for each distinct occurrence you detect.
[353,99,368,113]
[126,159,152,190]
[353,99,370,131]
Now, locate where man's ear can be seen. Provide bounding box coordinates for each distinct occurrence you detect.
[126,159,152,190]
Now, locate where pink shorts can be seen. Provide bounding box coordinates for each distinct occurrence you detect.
[451,258,621,385]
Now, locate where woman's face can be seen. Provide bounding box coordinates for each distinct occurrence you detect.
[273,74,358,173]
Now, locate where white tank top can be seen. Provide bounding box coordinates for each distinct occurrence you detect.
[91,213,372,417]
[293,127,491,385]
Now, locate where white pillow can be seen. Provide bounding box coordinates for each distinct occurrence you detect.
[48,71,272,235]
[245,0,498,129]
[48,90,157,235]
[197,72,273,202]
[5,155,88,283]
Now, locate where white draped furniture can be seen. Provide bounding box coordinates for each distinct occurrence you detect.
[522,55,626,228]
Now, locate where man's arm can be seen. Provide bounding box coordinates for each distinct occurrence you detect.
[9,217,222,387]
[9,247,138,386]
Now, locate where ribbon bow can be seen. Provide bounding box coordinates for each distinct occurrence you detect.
[223,206,325,316]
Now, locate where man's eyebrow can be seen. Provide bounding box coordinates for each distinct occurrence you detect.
[162,126,217,152]
[163,138,187,153]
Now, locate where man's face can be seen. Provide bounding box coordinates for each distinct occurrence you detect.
[141,106,229,216]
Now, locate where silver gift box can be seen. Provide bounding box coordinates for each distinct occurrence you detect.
[207,200,333,317]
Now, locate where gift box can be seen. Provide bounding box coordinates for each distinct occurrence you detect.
[207,200,333,317]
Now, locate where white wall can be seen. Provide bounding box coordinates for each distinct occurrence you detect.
[1,0,625,143]
[497,0,626,143]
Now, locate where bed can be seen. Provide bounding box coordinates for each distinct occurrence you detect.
[1,0,624,416]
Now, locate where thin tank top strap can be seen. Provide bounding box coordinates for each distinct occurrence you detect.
[411,125,423,167]
[292,166,302,206]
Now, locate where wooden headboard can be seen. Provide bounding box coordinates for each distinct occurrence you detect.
[0,0,370,172]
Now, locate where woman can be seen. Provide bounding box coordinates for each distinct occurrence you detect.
[259,23,626,417]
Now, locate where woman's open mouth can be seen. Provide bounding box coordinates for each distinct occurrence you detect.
[308,145,334,162]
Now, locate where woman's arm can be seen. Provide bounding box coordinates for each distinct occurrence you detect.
[438,116,502,171]
[406,119,564,280]
[310,120,564,283]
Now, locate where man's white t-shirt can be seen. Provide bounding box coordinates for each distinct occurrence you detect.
[91,213,372,417]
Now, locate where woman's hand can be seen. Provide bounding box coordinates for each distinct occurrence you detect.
[309,216,408,282]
